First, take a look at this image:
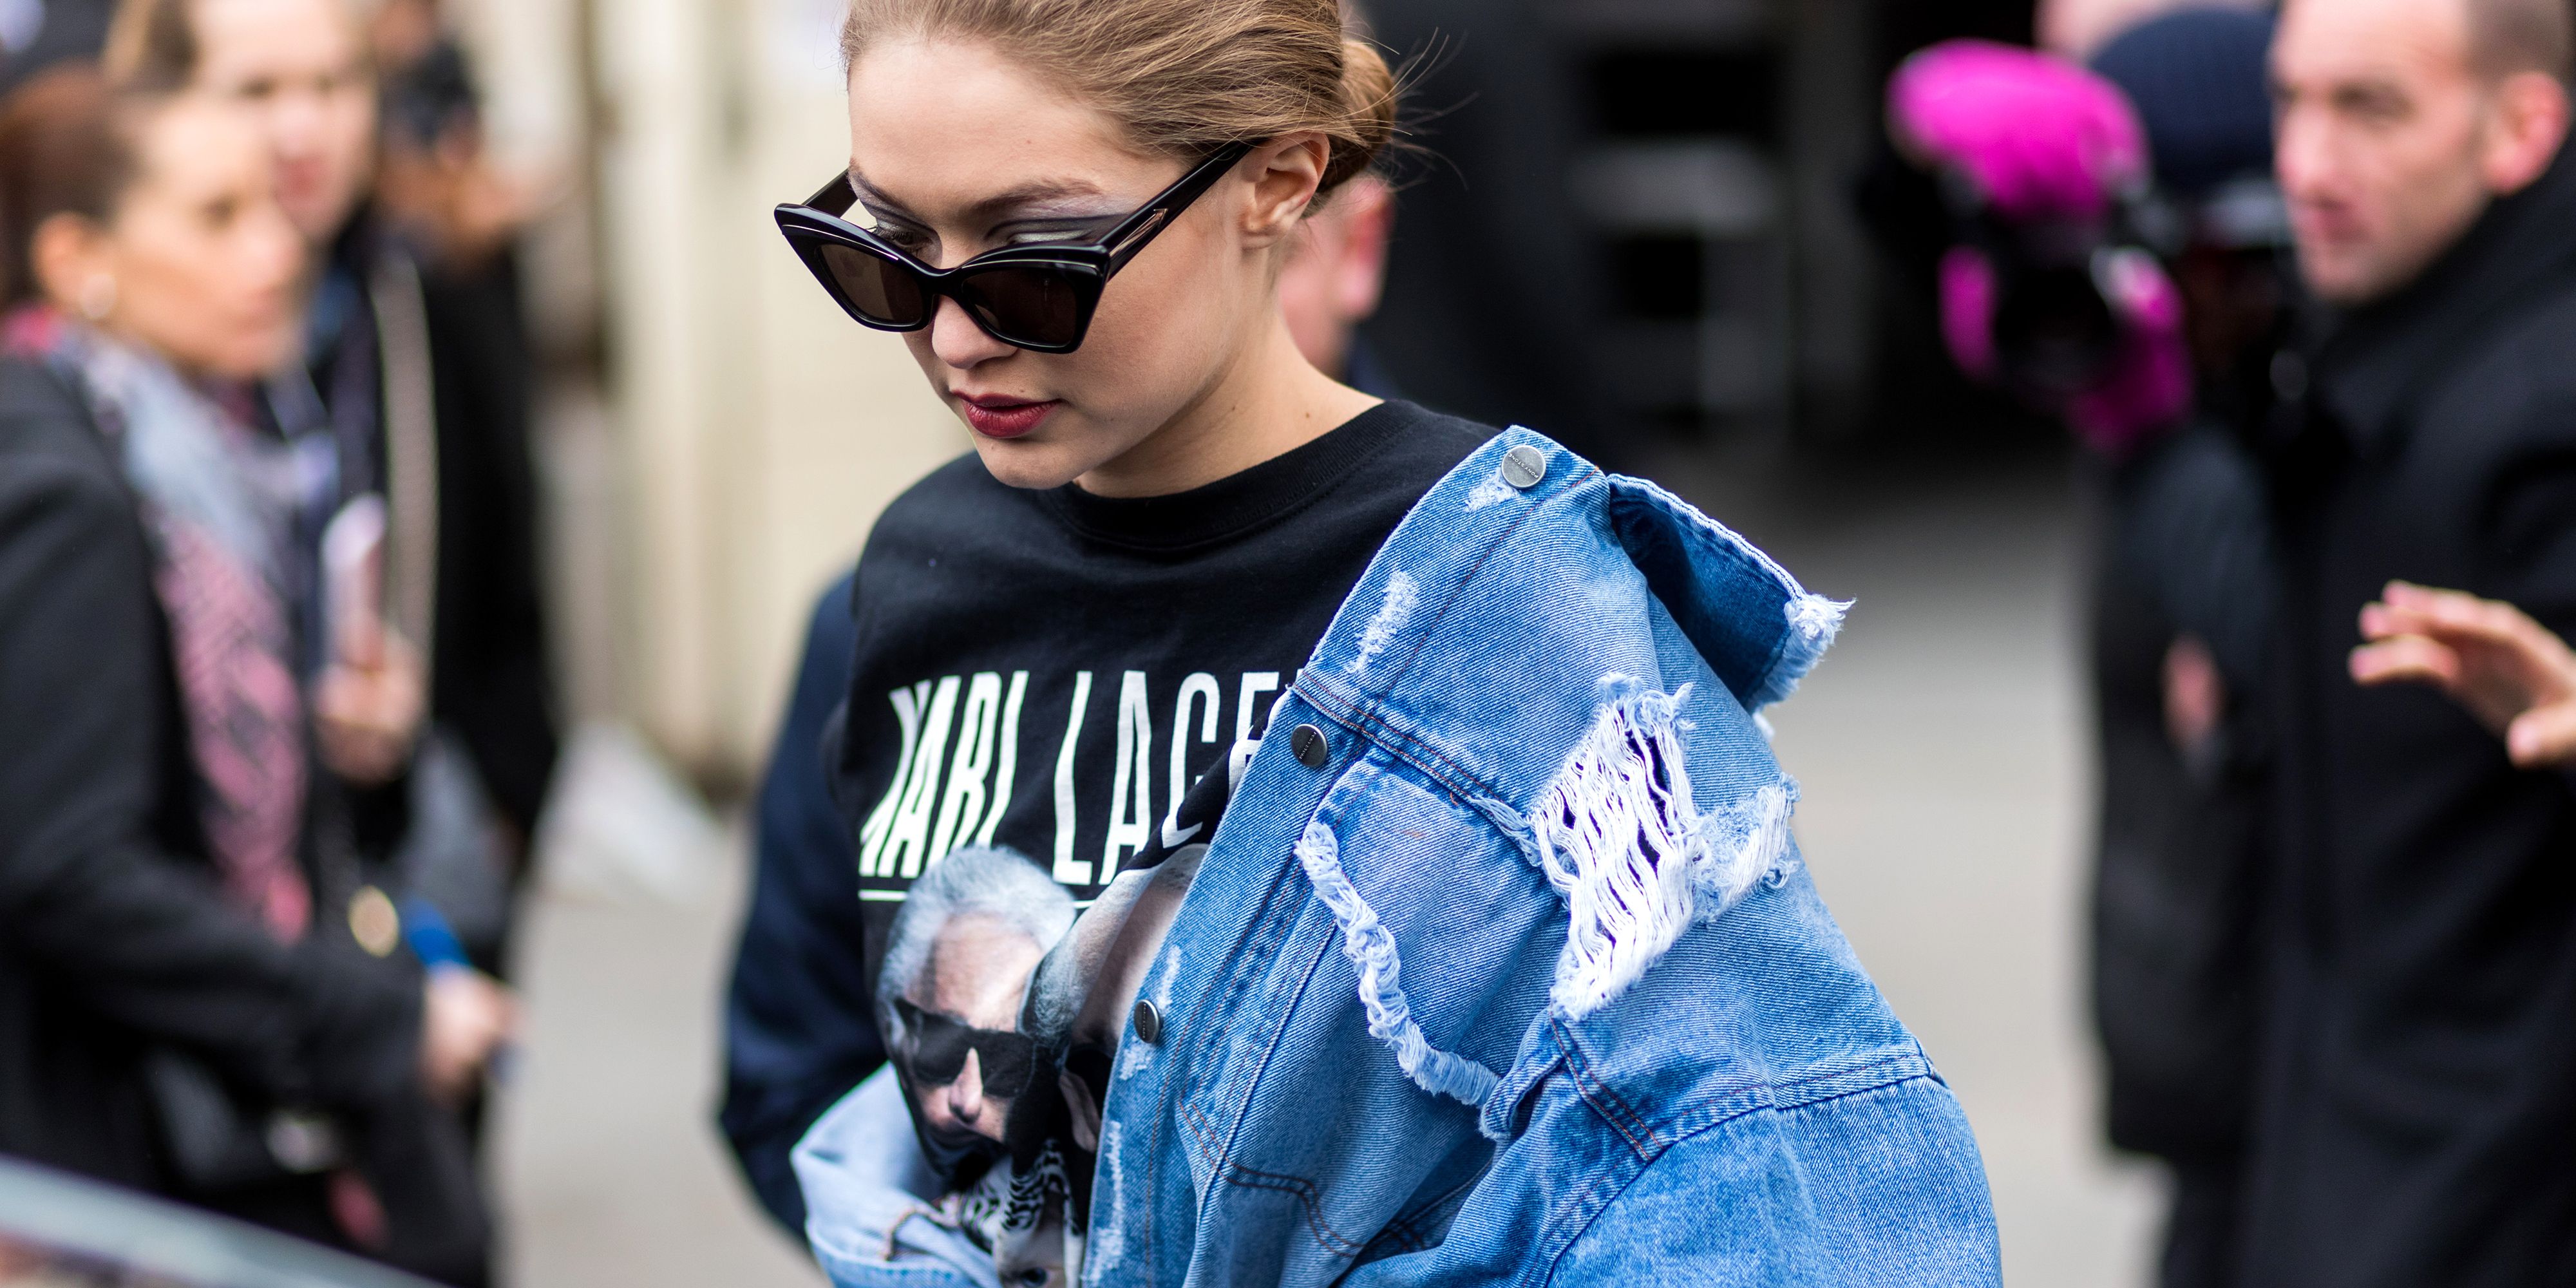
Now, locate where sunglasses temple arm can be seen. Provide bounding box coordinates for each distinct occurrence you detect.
[805,172,860,216]
[1104,144,1255,272]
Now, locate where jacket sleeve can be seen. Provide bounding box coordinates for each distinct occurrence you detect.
[1539,1078,2002,1288]
[0,452,421,1112]
[720,571,886,1235]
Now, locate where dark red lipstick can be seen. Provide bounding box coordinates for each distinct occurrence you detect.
[957,394,1063,440]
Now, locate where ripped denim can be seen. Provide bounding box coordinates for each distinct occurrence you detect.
[1083,430,1998,1287]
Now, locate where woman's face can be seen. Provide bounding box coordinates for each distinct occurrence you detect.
[844,39,1296,492]
[78,102,305,380]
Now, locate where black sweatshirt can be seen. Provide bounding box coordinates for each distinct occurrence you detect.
[829,400,1495,1005]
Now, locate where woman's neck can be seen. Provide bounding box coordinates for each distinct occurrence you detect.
[1074,316,1380,499]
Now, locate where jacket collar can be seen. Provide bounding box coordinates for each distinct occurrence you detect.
[2313,142,2576,453]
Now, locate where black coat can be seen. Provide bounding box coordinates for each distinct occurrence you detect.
[413,256,557,838]
[2249,143,2576,1286]
[314,223,558,843]
[2090,425,2273,1167]
[0,360,444,1244]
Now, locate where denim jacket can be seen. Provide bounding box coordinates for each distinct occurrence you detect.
[803,430,2000,1287]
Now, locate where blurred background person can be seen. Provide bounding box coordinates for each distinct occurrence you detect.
[2082,14,2286,1288]
[1340,0,1617,462]
[2035,0,2268,62]
[717,166,1404,1237]
[107,0,559,980]
[1868,17,2288,1286]
[2249,0,2576,1280]
[0,68,507,1282]
[0,0,111,97]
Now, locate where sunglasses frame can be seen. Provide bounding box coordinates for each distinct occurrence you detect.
[892,998,1043,1099]
[775,141,1257,355]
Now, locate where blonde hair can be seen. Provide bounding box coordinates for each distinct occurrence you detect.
[840,0,1399,194]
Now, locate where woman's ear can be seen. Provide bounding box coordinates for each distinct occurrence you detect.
[28,212,111,317]
[1240,132,1332,247]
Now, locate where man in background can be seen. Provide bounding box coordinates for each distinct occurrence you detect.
[719,178,1402,1236]
[2253,0,2576,1280]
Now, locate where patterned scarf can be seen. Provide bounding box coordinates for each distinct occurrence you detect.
[8,308,315,940]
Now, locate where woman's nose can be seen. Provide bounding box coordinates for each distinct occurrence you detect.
[928,296,1016,370]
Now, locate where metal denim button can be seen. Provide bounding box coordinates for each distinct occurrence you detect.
[1132,999,1164,1045]
[1501,444,1548,490]
[1291,723,1331,770]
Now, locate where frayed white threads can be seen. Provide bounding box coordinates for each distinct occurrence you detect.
[1758,594,1854,710]
[1787,593,1850,647]
[1465,475,1517,511]
[1297,821,1502,1107]
[1689,779,1799,918]
[1530,683,1797,1019]
[1350,571,1419,677]
[1087,1120,1124,1275]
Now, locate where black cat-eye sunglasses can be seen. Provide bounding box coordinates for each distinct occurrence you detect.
[773,142,1256,355]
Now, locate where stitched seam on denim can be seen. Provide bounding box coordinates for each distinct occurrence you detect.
[1214,1163,1366,1256]
[1296,678,1509,828]
[1197,891,1339,1185]
[1155,814,1307,1288]
[1533,1077,1955,1288]
[1602,476,1846,712]
[1531,1154,1638,1288]
[1177,840,1321,1245]
[1553,1015,1665,1158]
[1198,766,1372,1186]
[1367,1166,1487,1259]
[1198,847,1323,1144]
[1203,1151,1371,1258]
[1485,1045,1569,1144]
[1653,1050,1938,1145]
[1583,1049,1941,1154]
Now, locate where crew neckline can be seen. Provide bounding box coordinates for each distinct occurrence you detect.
[1039,401,1413,553]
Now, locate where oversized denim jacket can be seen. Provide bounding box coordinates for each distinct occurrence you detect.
[802,430,2001,1287]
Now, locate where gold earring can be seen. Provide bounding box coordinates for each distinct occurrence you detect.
[77,275,116,322]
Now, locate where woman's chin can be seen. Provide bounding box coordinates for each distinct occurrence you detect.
[971,435,1096,493]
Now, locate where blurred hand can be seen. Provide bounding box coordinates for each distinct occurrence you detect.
[377,131,544,272]
[421,969,516,1106]
[313,632,426,786]
[2163,635,2227,759]
[2352,582,2576,768]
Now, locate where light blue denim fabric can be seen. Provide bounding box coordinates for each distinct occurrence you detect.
[1086,430,2000,1287]
[795,1065,999,1288]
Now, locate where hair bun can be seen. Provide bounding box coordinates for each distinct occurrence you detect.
[1326,34,1398,191]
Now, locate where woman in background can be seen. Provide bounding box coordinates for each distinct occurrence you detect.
[0,70,504,1283]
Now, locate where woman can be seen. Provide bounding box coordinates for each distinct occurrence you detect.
[787,2,2000,1284]
[0,70,502,1283]
[108,0,562,973]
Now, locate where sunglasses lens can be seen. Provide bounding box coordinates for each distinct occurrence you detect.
[817,241,930,328]
[959,264,1089,349]
[976,1037,1038,1099]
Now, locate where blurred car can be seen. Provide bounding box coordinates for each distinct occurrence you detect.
[0,1157,435,1288]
